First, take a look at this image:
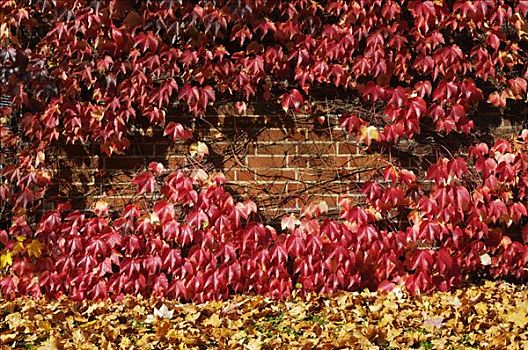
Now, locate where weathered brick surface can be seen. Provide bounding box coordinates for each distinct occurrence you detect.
[49,111,389,219]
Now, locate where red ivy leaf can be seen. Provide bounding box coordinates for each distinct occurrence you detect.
[132,172,156,195]
[487,91,506,108]
[510,202,527,223]
[280,89,304,113]
[340,114,365,133]
[455,185,470,211]
[15,188,33,209]
[281,214,300,231]
[508,78,527,95]
[200,85,216,110]
[164,122,193,141]
[135,31,159,52]
[486,32,500,51]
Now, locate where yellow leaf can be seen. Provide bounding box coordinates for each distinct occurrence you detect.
[185,309,201,322]
[27,239,44,258]
[474,302,488,316]
[246,338,262,350]
[359,125,379,146]
[120,337,133,349]
[499,51,517,65]
[503,301,528,328]
[1,251,13,269]
[12,240,25,255]
[378,313,394,328]
[508,311,528,328]
[203,313,222,327]
[189,142,209,158]
[79,320,98,328]
[149,212,160,224]
[287,303,307,320]
[94,200,109,216]
[37,320,52,332]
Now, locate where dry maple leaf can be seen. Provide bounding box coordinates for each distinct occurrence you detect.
[203,313,222,327]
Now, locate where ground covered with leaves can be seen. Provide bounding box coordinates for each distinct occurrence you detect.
[1,281,527,350]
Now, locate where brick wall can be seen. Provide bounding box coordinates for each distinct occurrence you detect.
[45,101,523,221]
[47,107,388,220]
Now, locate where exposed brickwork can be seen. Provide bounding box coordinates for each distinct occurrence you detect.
[47,101,522,221]
[46,109,387,220]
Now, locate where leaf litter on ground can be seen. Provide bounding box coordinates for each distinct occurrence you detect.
[0,280,527,349]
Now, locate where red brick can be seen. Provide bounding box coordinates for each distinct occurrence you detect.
[309,156,350,168]
[222,159,237,169]
[254,169,296,180]
[319,171,341,182]
[259,182,287,195]
[303,129,347,142]
[258,196,299,212]
[287,155,309,168]
[357,169,382,181]
[255,143,295,155]
[336,156,351,168]
[46,110,398,217]
[320,195,340,207]
[236,169,255,181]
[286,182,306,192]
[105,172,134,184]
[297,142,337,155]
[500,119,512,127]
[233,186,250,196]
[56,144,97,157]
[55,182,96,197]
[256,128,288,141]
[347,156,386,180]
[285,129,310,141]
[337,142,359,155]
[349,155,386,168]
[224,168,236,181]
[196,128,221,138]
[247,155,287,168]
[297,170,322,182]
[87,196,151,211]
[102,185,138,197]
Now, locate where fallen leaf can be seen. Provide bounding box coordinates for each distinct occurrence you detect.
[203,313,222,327]
[423,316,444,328]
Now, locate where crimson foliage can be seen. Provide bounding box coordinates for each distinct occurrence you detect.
[1,1,528,300]
[2,133,528,301]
